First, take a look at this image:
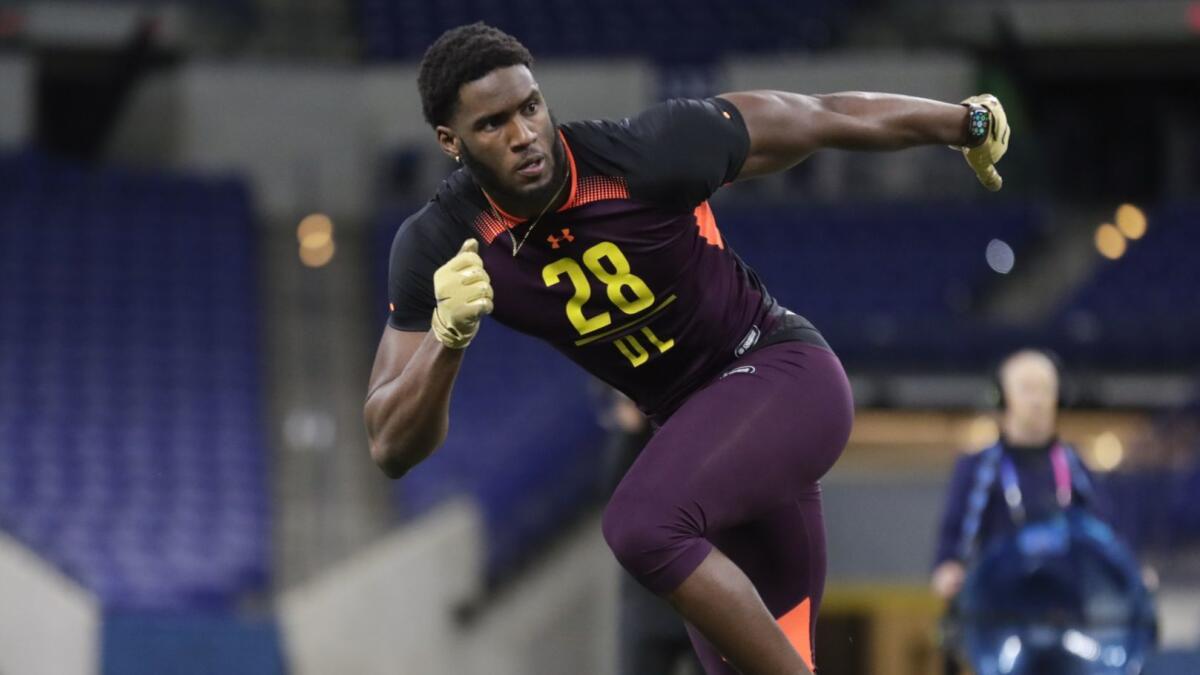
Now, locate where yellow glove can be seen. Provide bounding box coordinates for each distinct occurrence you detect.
[431,239,493,349]
[960,94,1010,192]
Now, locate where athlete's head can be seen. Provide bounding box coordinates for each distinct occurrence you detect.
[997,349,1060,446]
[418,22,564,216]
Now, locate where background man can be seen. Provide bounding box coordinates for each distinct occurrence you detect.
[932,349,1109,672]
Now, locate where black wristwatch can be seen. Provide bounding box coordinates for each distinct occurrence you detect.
[963,103,991,148]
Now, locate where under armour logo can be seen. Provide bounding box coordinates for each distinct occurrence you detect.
[546,228,575,249]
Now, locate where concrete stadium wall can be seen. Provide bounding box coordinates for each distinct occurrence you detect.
[0,54,31,146]
[0,532,100,675]
[362,59,651,150]
[823,471,950,583]
[110,59,651,223]
[1158,587,1200,650]
[725,51,976,102]
[108,50,976,222]
[278,500,619,675]
[278,499,485,674]
[176,63,375,221]
[112,61,388,221]
[726,51,979,200]
[457,515,619,675]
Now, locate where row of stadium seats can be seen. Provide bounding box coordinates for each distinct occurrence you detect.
[721,201,1039,316]
[1056,201,1200,368]
[717,200,1200,369]
[362,0,856,62]
[0,150,268,610]
[700,200,1039,369]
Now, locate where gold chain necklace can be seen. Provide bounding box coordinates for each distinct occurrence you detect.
[507,170,569,258]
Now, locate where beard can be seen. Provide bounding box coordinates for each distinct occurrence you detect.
[459,113,566,216]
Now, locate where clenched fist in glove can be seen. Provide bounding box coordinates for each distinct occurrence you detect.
[431,239,493,349]
[959,94,1010,192]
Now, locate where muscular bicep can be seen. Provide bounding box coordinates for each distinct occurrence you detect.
[364,322,463,477]
[366,326,427,402]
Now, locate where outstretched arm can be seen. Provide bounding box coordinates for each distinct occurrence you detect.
[721,91,1008,189]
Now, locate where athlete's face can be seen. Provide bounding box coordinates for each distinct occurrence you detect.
[437,65,563,216]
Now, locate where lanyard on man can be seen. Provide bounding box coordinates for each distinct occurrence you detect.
[958,442,1092,562]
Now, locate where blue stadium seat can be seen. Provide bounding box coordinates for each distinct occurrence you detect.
[0,149,268,610]
[361,0,857,62]
[101,611,285,675]
[1052,202,1200,368]
[715,200,1045,368]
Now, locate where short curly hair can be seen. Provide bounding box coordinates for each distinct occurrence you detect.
[417,22,534,128]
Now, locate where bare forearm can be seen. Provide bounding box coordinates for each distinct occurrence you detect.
[722,90,972,179]
[813,92,969,149]
[364,332,465,479]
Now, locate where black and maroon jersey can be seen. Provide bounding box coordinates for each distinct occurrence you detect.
[387,96,825,419]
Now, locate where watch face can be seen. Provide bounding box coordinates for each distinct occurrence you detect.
[969,108,991,142]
